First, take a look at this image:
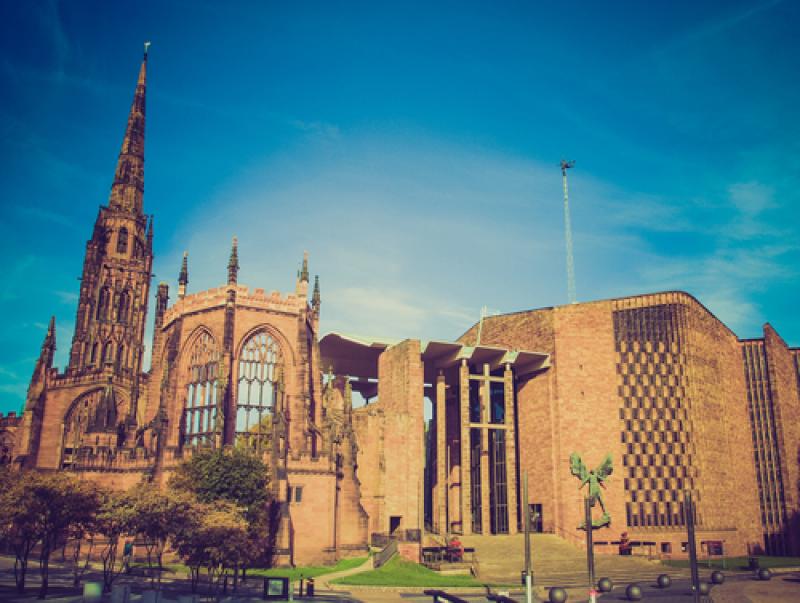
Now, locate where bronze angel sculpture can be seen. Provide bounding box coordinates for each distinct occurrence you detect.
[570,452,613,529]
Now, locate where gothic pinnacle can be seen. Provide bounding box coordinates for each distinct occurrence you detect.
[312,275,321,311]
[147,215,154,244]
[228,237,239,285]
[300,251,309,283]
[178,251,189,298]
[44,316,56,350]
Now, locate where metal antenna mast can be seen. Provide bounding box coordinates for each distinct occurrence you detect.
[560,159,577,304]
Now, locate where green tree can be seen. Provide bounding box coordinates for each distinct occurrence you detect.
[168,447,269,510]
[127,484,195,585]
[172,500,255,594]
[0,471,99,598]
[94,488,136,593]
[169,448,274,588]
[0,470,41,593]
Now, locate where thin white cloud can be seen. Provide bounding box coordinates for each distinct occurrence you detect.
[55,290,79,304]
[154,131,797,349]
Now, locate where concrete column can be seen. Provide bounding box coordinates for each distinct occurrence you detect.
[459,359,471,535]
[436,371,447,535]
[504,364,518,534]
[480,366,491,533]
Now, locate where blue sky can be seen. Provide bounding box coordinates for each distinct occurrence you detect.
[1,0,798,413]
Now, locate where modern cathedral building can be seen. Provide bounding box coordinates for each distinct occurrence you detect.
[4,51,799,564]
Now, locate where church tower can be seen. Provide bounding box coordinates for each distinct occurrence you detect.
[66,46,153,423]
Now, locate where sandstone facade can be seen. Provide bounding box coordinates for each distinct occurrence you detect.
[10,50,800,566]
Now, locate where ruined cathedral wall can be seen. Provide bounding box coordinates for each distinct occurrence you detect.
[156,297,304,451]
[351,340,424,555]
[351,405,386,539]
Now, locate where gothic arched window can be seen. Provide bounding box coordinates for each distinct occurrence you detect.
[117,227,129,254]
[89,342,98,366]
[61,387,127,468]
[118,290,131,323]
[96,287,111,321]
[236,330,283,448]
[183,331,220,447]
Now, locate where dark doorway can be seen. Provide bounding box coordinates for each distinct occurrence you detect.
[530,504,544,532]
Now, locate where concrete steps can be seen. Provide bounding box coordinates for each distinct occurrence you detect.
[459,533,691,586]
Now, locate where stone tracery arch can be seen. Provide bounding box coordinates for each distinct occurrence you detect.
[61,386,129,467]
[181,329,221,447]
[235,329,285,449]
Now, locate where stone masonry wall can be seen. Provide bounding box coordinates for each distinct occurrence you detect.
[764,324,800,554]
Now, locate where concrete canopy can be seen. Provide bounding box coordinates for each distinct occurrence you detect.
[319,332,550,398]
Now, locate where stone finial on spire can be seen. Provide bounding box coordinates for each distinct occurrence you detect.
[108,49,148,215]
[312,275,321,312]
[228,237,239,285]
[178,251,189,298]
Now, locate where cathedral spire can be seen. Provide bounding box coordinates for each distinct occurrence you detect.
[228,237,239,285]
[108,45,148,215]
[178,251,189,298]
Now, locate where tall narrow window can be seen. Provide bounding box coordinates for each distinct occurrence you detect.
[116,344,125,370]
[90,342,98,365]
[117,227,128,254]
[118,290,131,323]
[102,341,113,365]
[470,427,482,533]
[183,331,220,447]
[96,286,111,320]
[236,330,283,449]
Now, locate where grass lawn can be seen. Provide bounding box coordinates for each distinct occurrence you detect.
[130,556,368,582]
[662,556,800,571]
[331,556,482,587]
[248,556,369,581]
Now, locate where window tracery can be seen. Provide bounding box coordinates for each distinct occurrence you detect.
[61,387,126,468]
[183,331,220,447]
[236,330,283,449]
